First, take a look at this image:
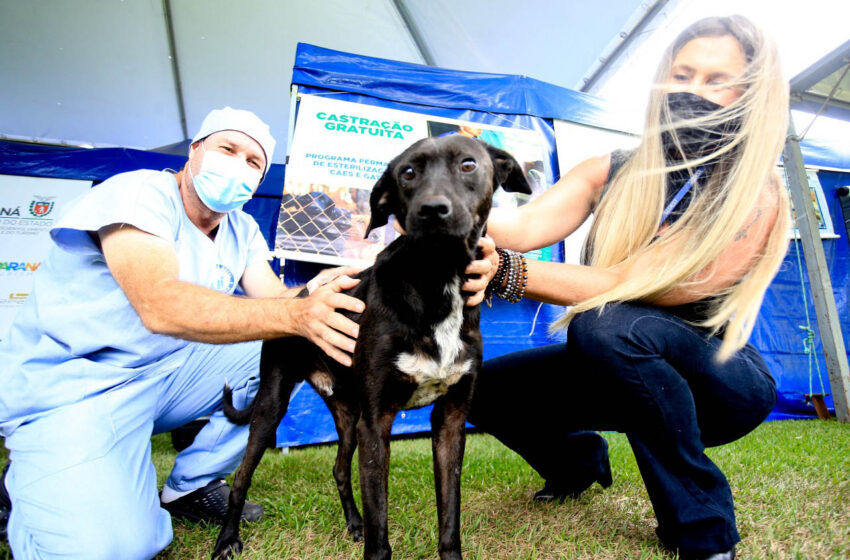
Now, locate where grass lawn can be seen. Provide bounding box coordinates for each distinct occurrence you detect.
[2,419,848,559]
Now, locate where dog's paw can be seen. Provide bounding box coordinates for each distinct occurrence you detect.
[347,520,364,542]
[211,537,243,560]
[439,552,462,560]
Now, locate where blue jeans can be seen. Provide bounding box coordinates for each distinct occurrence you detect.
[469,302,776,556]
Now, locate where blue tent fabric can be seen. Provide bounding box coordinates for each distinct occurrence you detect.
[753,170,850,420]
[0,140,286,253]
[293,43,630,133]
[0,140,287,198]
[0,141,187,182]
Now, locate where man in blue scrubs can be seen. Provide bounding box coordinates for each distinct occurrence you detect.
[0,107,364,559]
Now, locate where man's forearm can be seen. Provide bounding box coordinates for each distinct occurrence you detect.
[138,279,300,343]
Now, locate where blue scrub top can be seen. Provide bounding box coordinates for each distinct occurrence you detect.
[0,170,270,434]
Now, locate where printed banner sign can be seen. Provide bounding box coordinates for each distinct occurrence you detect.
[276,94,551,265]
[0,175,91,339]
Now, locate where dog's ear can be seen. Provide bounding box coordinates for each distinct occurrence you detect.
[485,144,533,195]
[364,165,397,238]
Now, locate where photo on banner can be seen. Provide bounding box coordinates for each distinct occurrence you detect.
[276,94,551,266]
[778,166,837,239]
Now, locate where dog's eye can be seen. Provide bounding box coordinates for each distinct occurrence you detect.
[460,159,477,173]
[401,167,415,181]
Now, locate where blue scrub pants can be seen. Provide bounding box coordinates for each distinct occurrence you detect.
[3,340,261,560]
[469,302,776,557]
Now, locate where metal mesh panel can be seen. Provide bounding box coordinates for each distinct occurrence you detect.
[276,192,352,257]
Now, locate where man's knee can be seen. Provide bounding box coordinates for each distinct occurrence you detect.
[10,504,171,560]
[68,521,170,560]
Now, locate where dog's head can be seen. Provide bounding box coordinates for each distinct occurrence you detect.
[365,135,532,244]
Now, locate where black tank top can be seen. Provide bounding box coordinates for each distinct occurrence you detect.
[600,149,701,223]
[593,149,716,324]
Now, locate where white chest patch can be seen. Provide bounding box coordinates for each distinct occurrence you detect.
[395,278,472,409]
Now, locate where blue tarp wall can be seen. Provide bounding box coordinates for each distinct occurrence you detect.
[1,42,848,446]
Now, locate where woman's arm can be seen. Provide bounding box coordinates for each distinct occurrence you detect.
[523,259,621,305]
[487,153,611,252]
[463,153,610,305]
[488,177,780,308]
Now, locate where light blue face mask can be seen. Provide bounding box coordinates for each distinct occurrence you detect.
[190,143,262,213]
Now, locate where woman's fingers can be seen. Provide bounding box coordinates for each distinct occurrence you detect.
[463,235,497,306]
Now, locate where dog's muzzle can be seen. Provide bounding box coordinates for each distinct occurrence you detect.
[408,195,473,238]
[416,195,452,222]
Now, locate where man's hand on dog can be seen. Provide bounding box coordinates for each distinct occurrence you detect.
[292,274,364,367]
[305,266,364,294]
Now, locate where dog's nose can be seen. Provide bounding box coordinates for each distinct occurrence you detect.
[417,196,452,220]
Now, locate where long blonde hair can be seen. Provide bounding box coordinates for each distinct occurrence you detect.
[555,15,790,361]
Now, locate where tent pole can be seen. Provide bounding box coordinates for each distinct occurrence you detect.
[162,0,189,140]
[579,0,670,93]
[783,114,850,422]
[391,0,435,66]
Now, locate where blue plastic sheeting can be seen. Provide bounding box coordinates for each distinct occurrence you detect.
[755,170,850,420]
[0,140,286,198]
[0,141,187,182]
[279,47,576,445]
[0,140,286,252]
[293,43,629,133]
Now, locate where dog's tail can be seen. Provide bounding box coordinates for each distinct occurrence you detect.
[222,382,255,425]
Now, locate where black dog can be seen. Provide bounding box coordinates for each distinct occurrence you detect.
[212,135,531,560]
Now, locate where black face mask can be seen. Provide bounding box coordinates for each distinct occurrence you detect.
[662,92,742,159]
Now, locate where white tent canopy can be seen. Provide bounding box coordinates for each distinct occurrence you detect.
[0,0,649,159]
[2,0,848,161]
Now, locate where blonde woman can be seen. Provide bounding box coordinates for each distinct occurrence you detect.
[468,15,790,560]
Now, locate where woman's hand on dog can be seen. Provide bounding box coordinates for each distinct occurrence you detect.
[396,219,496,307]
[463,236,498,307]
[291,275,364,366]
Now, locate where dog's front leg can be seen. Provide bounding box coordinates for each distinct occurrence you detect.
[430,378,474,560]
[356,407,397,560]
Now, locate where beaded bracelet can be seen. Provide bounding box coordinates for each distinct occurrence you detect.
[486,247,528,304]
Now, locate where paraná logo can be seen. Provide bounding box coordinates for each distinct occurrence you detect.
[29,196,56,217]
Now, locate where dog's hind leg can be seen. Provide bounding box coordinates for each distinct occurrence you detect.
[212,364,298,560]
[356,407,397,560]
[430,379,474,560]
[327,397,364,542]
